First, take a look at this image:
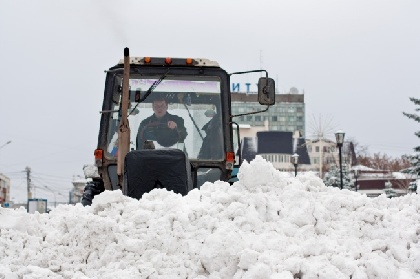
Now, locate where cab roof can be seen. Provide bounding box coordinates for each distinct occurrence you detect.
[117,57,220,67]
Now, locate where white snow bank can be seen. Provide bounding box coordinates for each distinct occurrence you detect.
[0,156,419,278]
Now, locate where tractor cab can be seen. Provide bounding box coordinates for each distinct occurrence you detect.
[82,50,275,205]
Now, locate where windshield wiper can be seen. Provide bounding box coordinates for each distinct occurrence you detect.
[129,69,170,115]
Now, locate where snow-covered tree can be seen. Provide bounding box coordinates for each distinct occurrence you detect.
[384,180,397,198]
[341,165,354,190]
[324,165,340,188]
[402,97,420,176]
[324,165,354,190]
[408,181,417,194]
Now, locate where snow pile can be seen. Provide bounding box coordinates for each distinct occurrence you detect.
[1,156,420,278]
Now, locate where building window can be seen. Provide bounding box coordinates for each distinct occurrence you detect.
[272,116,278,121]
[246,116,253,121]
[255,116,261,121]
[315,146,320,152]
[326,157,335,164]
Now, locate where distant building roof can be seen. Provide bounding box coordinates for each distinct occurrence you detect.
[257,131,293,154]
[240,132,311,167]
[296,137,311,165]
[241,137,257,162]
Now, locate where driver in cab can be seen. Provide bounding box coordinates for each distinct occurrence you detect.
[136,95,187,149]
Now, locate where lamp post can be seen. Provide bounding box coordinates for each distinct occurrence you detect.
[335,130,345,190]
[0,140,11,150]
[353,169,359,192]
[291,153,299,177]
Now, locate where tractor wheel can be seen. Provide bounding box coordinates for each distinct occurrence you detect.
[81,179,105,206]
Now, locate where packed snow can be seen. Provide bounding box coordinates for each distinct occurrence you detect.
[1,156,419,279]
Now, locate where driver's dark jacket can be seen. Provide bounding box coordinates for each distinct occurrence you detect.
[136,112,187,149]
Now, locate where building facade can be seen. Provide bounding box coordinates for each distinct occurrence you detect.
[351,169,416,197]
[0,173,10,206]
[231,90,358,179]
[231,92,305,136]
[240,131,311,173]
[303,138,354,178]
[232,90,309,173]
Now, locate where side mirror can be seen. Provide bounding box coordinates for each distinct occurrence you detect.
[258,77,275,105]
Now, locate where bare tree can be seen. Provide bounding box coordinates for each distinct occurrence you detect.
[346,136,410,172]
[346,137,369,159]
[356,152,411,172]
[392,177,414,193]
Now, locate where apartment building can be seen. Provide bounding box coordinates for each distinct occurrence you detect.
[231,91,305,136]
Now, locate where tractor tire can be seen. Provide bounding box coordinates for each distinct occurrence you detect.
[81,179,105,206]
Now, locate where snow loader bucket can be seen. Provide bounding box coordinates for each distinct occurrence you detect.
[123,149,193,199]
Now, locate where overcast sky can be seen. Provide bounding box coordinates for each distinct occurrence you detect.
[1,0,419,203]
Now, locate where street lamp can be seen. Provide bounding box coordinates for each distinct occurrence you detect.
[0,140,11,150]
[353,169,359,192]
[291,153,299,177]
[335,130,345,190]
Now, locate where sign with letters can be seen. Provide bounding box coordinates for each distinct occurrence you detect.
[231,83,258,93]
